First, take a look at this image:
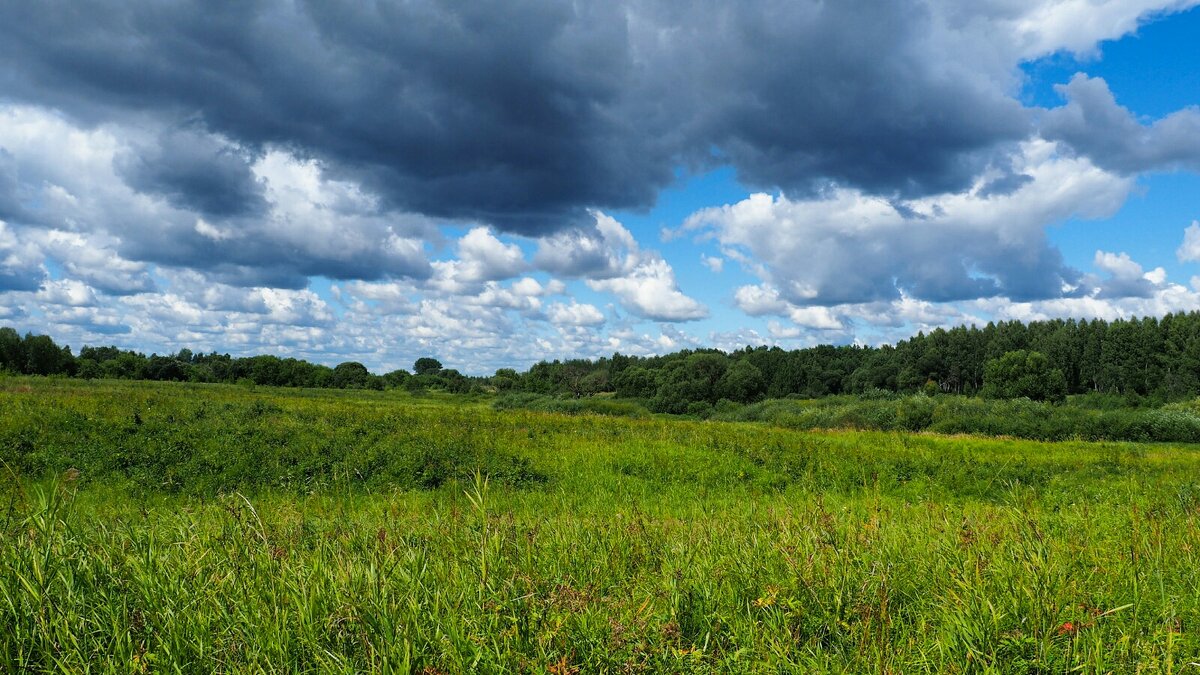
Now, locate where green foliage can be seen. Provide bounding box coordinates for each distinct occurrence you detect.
[413,357,443,376]
[4,379,1200,671]
[12,311,1200,411]
[493,392,648,418]
[613,366,658,398]
[717,359,766,403]
[331,361,370,388]
[710,393,1200,443]
[982,349,1067,402]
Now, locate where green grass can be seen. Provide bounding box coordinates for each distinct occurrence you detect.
[4,378,1200,672]
[711,394,1200,443]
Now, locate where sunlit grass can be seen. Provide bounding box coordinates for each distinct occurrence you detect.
[3,378,1200,671]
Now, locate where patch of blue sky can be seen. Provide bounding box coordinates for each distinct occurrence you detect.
[1024,6,1200,284]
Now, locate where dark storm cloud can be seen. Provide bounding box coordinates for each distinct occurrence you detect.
[114,228,432,290]
[1042,74,1200,174]
[0,0,1031,235]
[116,128,267,218]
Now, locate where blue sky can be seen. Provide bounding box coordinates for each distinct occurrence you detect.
[1,1,1199,374]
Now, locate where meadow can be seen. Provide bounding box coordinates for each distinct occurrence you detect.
[4,378,1200,672]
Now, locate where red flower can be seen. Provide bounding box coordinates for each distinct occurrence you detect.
[1057,622,1076,636]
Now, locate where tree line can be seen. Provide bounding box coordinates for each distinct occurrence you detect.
[510,313,1200,413]
[0,327,468,393]
[5,312,1200,410]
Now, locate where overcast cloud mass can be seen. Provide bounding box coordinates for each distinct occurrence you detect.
[1,0,1200,372]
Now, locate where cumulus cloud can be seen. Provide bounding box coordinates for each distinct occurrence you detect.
[536,212,706,321]
[116,127,266,218]
[428,227,528,293]
[685,140,1133,307]
[36,279,98,307]
[1091,250,1164,298]
[1042,74,1200,174]
[0,220,44,291]
[547,301,606,327]
[0,0,1188,235]
[35,230,155,295]
[0,107,436,287]
[586,258,708,322]
[1177,221,1200,262]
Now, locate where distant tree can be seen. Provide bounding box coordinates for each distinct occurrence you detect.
[491,368,519,390]
[981,350,1067,403]
[437,368,470,394]
[24,334,71,376]
[613,366,659,399]
[382,369,411,389]
[717,360,766,403]
[578,369,610,396]
[652,353,727,414]
[0,327,23,373]
[76,359,102,380]
[332,361,371,389]
[413,357,443,376]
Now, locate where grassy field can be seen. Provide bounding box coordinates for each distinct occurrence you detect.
[4,378,1200,672]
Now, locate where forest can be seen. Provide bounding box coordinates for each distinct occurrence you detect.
[3,312,1198,414]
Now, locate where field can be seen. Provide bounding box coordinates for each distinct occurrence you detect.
[4,379,1200,672]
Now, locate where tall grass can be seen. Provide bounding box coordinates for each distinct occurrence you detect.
[4,378,1200,671]
[714,394,1200,443]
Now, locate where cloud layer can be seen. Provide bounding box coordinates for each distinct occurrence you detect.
[0,1,1198,371]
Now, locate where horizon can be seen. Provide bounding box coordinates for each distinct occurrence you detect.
[1,2,1199,375]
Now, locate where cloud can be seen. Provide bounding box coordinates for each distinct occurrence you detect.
[1042,74,1200,174]
[0,220,44,291]
[116,127,267,218]
[1,1,1198,372]
[0,107,435,287]
[35,230,155,295]
[586,258,708,322]
[547,301,606,327]
[1091,250,1163,298]
[36,279,98,307]
[536,212,706,321]
[1178,221,1200,262]
[535,213,638,279]
[429,227,528,293]
[998,0,1200,58]
[685,140,1133,306]
[0,0,1187,236]
[700,254,724,273]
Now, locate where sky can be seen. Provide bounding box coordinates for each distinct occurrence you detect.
[1,1,1200,375]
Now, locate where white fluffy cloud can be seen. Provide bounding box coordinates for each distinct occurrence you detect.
[547,301,606,327]
[685,140,1133,307]
[536,212,707,322]
[1178,221,1200,262]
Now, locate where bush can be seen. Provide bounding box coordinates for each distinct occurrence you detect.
[981,350,1067,403]
[493,392,648,418]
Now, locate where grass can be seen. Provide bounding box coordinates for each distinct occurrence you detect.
[4,377,1200,671]
[710,394,1200,444]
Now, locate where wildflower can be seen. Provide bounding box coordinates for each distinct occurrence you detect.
[1057,621,1076,636]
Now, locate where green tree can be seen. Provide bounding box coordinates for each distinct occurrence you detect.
[613,366,658,399]
[24,334,70,375]
[0,327,23,373]
[717,359,766,403]
[413,357,443,376]
[332,361,371,389]
[981,350,1067,403]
